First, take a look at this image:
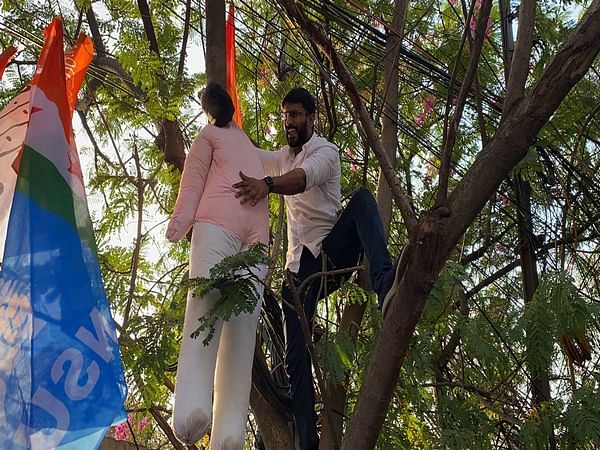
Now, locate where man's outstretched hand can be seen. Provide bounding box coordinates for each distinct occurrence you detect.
[233,171,269,206]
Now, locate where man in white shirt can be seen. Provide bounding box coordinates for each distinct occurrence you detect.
[233,88,399,450]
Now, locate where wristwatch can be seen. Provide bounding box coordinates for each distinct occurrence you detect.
[263,176,274,193]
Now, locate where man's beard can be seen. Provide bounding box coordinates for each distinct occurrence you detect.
[286,123,309,148]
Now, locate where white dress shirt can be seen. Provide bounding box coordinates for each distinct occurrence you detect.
[258,133,341,273]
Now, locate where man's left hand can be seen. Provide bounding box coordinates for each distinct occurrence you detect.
[233,171,269,206]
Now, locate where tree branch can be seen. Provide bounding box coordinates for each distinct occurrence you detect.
[376,0,409,235]
[177,0,192,78]
[437,0,492,206]
[503,0,536,115]
[137,0,161,56]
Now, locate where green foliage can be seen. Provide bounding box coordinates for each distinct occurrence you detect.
[183,243,270,346]
[523,271,595,377]
[316,330,355,386]
[438,397,496,450]
[560,386,600,447]
[520,401,563,450]
[512,147,545,183]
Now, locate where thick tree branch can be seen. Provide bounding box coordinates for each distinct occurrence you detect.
[137,0,161,56]
[206,0,226,86]
[177,0,193,78]
[437,0,492,206]
[503,0,536,115]
[376,0,408,235]
[85,5,106,56]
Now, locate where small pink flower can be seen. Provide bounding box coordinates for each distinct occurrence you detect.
[350,163,359,173]
[137,416,150,433]
[423,94,437,114]
[448,0,458,5]
[112,422,130,441]
[470,16,493,39]
[264,124,271,135]
[469,16,477,37]
[345,147,355,158]
[415,112,426,127]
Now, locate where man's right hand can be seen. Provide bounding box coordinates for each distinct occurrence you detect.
[233,171,269,206]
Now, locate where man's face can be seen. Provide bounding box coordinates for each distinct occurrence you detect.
[282,102,314,148]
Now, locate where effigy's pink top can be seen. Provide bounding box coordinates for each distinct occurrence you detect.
[166,122,268,245]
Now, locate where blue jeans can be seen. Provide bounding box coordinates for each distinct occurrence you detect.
[282,188,392,450]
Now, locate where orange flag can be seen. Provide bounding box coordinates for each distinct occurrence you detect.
[226,2,242,126]
[0,46,17,80]
[64,33,94,115]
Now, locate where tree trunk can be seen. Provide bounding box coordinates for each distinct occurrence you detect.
[250,386,296,449]
[99,437,149,450]
[206,0,226,87]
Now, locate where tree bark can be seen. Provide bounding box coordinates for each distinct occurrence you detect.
[375,0,408,234]
[99,437,149,450]
[250,386,296,449]
[206,0,227,87]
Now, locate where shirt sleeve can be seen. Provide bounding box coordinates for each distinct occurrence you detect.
[256,147,282,177]
[166,131,213,242]
[300,144,340,191]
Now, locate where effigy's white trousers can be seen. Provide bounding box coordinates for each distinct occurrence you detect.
[173,222,266,449]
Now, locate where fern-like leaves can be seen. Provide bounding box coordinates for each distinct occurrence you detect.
[182,243,270,346]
